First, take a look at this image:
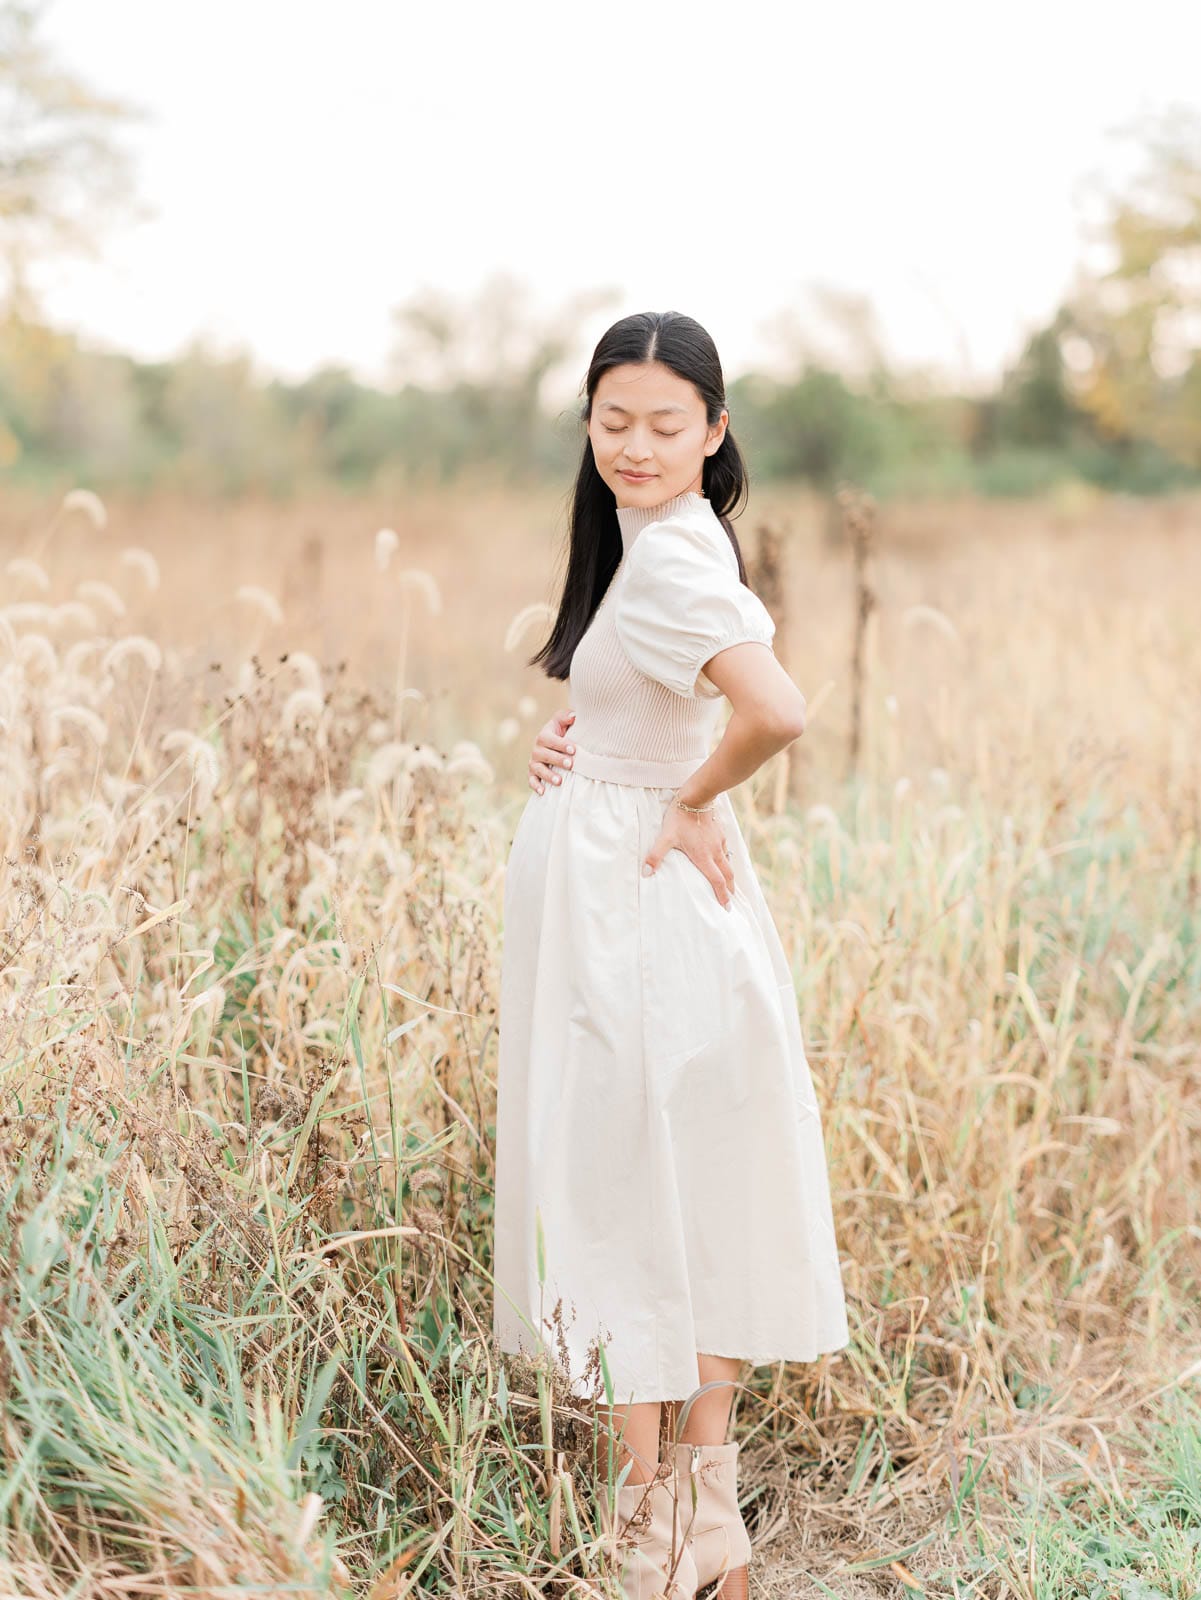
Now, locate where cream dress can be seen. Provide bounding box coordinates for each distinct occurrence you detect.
[492,489,850,1405]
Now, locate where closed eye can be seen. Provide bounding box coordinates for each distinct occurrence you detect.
[602,425,683,437]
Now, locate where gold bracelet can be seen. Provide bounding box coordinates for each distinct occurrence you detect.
[672,792,718,814]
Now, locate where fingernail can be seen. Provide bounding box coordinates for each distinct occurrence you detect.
[563,756,572,767]
[641,863,653,877]
[554,774,561,783]
[567,744,575,753]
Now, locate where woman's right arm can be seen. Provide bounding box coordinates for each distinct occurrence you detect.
[528,708,576,793]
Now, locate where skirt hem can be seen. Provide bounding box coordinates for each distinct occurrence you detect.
[493,1328,853,1406]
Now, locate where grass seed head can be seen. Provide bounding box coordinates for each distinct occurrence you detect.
[76,579,127,618]
[5,556,51,591]
[374,527,399,572]
[234,584,284,625]
[119,545,161,590]
[61,487,108,529]
[103,635,163,675]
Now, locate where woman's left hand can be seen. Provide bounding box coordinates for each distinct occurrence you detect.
[642,801,735,908]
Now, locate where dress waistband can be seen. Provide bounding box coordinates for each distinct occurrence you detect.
[567,743,705,789]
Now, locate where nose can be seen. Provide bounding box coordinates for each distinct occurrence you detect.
[623,441,653,464]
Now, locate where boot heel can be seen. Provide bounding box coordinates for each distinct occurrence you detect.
[710,1564,747,1598]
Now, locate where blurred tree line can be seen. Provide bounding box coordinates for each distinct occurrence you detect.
[1,0,1199,499]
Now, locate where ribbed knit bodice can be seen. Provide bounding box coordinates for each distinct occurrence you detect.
[566,489,737,762]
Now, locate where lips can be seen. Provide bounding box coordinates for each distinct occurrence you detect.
[619,472,655,481]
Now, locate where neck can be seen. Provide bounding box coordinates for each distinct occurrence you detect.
[614,488,707,554]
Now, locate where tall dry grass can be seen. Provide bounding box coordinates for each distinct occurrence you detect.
[0,478,1199,1597]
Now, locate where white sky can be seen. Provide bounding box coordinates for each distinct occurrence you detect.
[31,0,1201,406]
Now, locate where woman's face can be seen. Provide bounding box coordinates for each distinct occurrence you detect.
[588,360,727,508]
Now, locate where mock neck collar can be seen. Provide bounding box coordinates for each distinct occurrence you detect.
[615,488,708,554]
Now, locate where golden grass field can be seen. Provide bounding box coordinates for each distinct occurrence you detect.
[1,477,1199,1598]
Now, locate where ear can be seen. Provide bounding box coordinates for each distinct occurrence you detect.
[705,408,729,456]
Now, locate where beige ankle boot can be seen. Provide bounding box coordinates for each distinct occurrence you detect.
[672,1440,751,1596]
[613,1455,699,1599]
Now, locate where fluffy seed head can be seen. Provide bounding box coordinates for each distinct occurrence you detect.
[901,604,960,644]
[5,557,50,591]
[375,528,399,572]
[234,585,284,626]
[50,601,99,632]
[66,639,105,674]
[398,568,442,616]
[407,746,444,773]
[119,547,161,590]
[282,650,323,694]
[77,580,126,618]
[366,742,408,787]
[281,687,324,731]
[61,488,108,529]
[505,601,555,652]
[49,704,110,745]
[446,750,494,782]
[3,601,54,627]
[160,730,221,809]
[17,633,57,675]
[103,635,163,674]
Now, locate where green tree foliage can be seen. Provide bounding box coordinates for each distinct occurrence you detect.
[1061,105,1201,470]
[0,313,143,474]
[732,367,885,487]
[388,273,620,483]
[0,12,1198,499]
[0,0,143,310]
[989,311,1087,453]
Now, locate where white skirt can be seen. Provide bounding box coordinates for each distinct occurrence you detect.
[491,743,851,1405]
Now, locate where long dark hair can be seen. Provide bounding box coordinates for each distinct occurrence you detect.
[530,310,753,681]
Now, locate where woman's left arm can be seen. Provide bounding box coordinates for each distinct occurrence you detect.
[676,642,806,808]
[640,644,805,902]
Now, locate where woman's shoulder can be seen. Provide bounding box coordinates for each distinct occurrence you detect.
[623,503,737,585]
[612,500,774,697]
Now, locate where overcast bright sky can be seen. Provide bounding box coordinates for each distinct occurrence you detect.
[31,0,1201,406]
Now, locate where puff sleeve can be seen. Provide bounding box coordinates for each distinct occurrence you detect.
[614,517,776,699]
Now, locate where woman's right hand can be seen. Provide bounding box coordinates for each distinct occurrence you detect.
[529,708,576,793]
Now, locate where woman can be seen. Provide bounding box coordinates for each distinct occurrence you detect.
[492,311,850,1599]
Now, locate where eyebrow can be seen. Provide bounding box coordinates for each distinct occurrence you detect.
[598,402,689,416]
